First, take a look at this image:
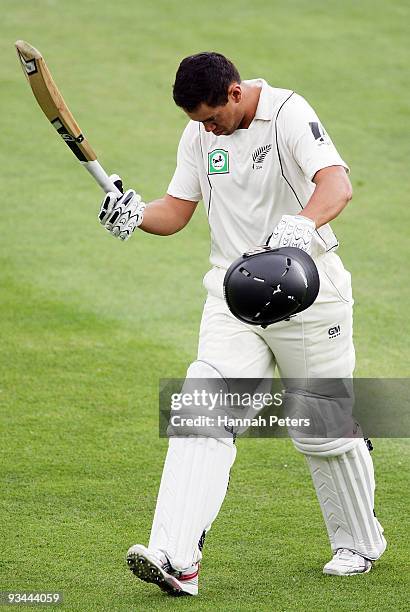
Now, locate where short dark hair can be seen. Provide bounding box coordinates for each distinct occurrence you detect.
[173,52,241,112]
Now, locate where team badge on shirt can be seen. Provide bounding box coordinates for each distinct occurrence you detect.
[252,144,272,170]
[208,149,229,174]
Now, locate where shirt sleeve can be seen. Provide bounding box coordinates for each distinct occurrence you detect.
[278,93,349,181]
[167,122,202,202]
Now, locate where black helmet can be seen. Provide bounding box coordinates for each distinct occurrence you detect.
[223,246,320,327]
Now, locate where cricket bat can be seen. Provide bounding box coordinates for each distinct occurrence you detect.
[15,40,122,196]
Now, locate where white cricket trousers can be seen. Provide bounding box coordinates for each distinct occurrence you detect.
[149,253,371,569]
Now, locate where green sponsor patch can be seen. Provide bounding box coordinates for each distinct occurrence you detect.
[208,149,229,174]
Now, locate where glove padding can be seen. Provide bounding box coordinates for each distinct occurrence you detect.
[98,174,146,241]
[268,214,316,254]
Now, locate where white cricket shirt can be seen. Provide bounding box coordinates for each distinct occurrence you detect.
[168,79,349,274]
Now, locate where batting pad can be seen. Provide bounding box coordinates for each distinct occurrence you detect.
[148,436,236,571]
[305,439,386,560]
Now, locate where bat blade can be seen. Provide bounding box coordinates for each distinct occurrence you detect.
[15,40,121,195]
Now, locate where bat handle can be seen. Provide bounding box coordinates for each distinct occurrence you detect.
[82,160,123,196]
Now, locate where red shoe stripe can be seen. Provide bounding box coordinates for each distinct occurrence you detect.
[179,570,199,581]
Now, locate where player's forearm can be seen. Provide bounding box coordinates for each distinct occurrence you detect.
[139,196,197,236]
[300,166,353,228]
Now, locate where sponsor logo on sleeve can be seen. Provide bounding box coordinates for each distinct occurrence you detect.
[208,149,229,174]
[309,122,330,146]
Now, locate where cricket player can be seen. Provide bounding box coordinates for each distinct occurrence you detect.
[98,52,386,596]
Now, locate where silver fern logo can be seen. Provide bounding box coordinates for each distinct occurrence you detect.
[252,144,272,169]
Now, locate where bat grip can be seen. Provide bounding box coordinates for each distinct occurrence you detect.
[82,160,123,196]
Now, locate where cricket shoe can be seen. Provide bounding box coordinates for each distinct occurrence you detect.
[126,544,199,596]
[323,548,373,576]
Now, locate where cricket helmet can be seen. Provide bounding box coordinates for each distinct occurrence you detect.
[223,246,320,327]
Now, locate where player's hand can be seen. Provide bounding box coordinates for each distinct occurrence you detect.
[98,174,146,241]
[268,214,316,254]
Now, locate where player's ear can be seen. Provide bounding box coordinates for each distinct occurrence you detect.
[229,83,242,104]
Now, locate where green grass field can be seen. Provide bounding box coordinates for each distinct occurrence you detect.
[1,1,409,610]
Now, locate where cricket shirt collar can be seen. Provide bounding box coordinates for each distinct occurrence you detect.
[244,78,274,121]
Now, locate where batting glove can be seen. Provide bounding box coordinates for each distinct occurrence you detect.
[98,174,146,241]
[268,214,316,254]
